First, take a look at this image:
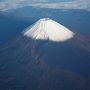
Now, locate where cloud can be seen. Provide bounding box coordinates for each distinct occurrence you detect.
[0,0,48,11]
[30,0,90,11]
[0,0,90,11]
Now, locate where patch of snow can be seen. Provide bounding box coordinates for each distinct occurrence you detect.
[23,18,75,42]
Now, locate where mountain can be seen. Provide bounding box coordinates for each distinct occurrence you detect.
[0,7,90,44]
[0,18,90,90]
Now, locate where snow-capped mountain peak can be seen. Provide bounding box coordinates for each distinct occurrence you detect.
[23,18,75,42]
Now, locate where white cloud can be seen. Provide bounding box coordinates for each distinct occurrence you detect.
[30,0,90,11]
[0,0,90,11]
[0,0,48,11]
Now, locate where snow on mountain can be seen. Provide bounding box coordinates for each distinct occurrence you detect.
[23,18,75,42]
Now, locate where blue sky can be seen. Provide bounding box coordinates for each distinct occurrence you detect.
[0,0,90,11]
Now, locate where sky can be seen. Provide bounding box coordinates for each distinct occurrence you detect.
[0,0,90,11]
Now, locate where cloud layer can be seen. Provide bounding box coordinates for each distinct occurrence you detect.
[0,0,90,11]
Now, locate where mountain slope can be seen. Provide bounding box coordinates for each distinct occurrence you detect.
[0,19,90,90]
